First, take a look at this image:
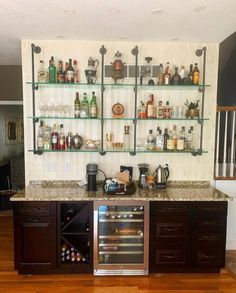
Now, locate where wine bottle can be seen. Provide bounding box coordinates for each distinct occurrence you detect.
[48,56,57,83]
[64,207,74,222]
[67,58,74,83]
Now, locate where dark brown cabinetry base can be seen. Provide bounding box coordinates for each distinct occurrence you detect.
[149,201,227,273]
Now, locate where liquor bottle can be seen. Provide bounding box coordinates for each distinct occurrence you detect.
[163,128,169,151]
[190,126,195,149]
[67,58,74,83]
[167,130,174,150]
[58,124,65,150]
[64,62,68,83]
[146,94,154,118]
[192,63,199,85]
[123,125,130,150]
[158,63,164,84]
[155,129,164,151]
[181,126,186,149]
[80,92,89,118]
[37,120,44,151]
[61,242,68,252]
[186,129,192,150]
[66,132,73,150]
[43,125,51,150]
[51,124,58,150]
[89,91,97,118]
[156,100,164,118]
[38,60,48,83]
[73,60,79,83]
[74,92,80,118]
[164,101,171,119]
[188,64,193,84]
[177,127,185,151]
[146,129,155,150]
[139,101,146,118]
[172,125,178,150]
[57,60,64,83]
[48,56,57,83]
[171,67,181,85]
[163,62,171,85]
[179,65,187,83]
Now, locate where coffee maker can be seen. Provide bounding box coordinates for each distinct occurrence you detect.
[86,163,98,191]
[138,163,149,188]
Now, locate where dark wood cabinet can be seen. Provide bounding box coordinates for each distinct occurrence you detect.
[14,202,57,273]
[149,201,228,273]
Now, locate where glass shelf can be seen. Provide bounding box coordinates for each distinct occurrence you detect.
[26,81,210,89]
[28,149,207,154]
[28,116,209,121]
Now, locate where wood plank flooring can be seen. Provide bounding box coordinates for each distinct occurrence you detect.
[1,212,236,293]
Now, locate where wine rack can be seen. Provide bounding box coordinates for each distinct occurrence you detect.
[58,202,93,273]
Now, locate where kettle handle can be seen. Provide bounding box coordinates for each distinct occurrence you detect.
[165,164,169,180]
[94,59,99,69]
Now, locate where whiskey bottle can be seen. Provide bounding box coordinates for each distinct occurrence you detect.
[57,60,64,83]
[67,58,74,83]
[74,92,80,118]
[58,124,65,150]
[48,56,57,83]
[38,60,48,83]
[192,63,199,85]
[89,91,97,118]
[146,94,154,118]
[73,60,79,83]
[171,67,181,85]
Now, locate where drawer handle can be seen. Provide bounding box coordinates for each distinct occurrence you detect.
[164,254,179,259]
[202,254,216,260]
[202,221,217,225]
[200,235,219,240]
[163,227,179,232]
[28,218,40,223]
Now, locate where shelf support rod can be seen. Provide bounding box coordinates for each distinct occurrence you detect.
[192,46,206,156]
[99,45,107,156]
[31,43,41,155]
[130,46,139,156]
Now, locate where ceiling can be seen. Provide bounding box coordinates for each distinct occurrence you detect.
[0,0,236,65]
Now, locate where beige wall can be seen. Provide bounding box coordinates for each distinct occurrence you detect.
[21,40,219,185]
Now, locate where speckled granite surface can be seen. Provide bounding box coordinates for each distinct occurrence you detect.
[10,180,232,202]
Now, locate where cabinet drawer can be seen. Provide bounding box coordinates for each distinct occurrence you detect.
[194,202,227,215]
[150,201,190,216]
[192,246,221,265]
[14,201,56,216]
[150,217,188,241]
[150,243,187,265]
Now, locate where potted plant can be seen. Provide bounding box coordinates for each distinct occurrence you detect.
[184,99,200,118]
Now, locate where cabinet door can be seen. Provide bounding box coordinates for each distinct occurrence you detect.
[14,216,56,272]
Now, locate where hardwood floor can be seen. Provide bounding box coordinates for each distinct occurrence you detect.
[1,212,236,293]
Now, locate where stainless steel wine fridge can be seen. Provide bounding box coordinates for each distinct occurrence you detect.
[93,200,149,275]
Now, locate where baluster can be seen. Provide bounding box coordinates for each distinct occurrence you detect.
[230,111,235,177]
[215,111,220,177]
[223,111,228,177]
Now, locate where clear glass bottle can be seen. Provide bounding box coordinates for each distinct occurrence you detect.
[155,129,164,151]
[156,100,164,118]
[186,129,192,150]
[43,125,51,150]
[146,129,155,150]
[89,91,97,118]
[172,125,178,150]
[38,60,48,83]
[37,120,44,151]
[74,92,80,118]
[139,101,146,118]
[80,92,89,118]
[58,124,65,150]
[167,130,174,150]
[123,125,130,150]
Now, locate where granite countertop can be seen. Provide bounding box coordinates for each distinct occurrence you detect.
[10,180,232,202]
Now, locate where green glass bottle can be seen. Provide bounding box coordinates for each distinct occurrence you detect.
[89,91,97,118]
[80,92,89,118]
[49,56,57,83]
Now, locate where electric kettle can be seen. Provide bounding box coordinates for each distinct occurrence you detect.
[154,164,169,189]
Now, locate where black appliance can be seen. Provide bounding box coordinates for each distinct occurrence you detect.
[86,163,98,191]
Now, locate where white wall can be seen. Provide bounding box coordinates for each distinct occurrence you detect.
[21,40,219,185]
[0,105,24,162]
[215,180,236,250]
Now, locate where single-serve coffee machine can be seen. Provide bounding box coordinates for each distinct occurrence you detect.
[86,163,98,191]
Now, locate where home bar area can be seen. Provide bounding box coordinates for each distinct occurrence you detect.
[11,39,231,276]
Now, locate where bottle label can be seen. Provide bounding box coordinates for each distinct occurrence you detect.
[52,136,58,144]
[90,105,97,117]
[193,73,199,84]
[167,139,174,150]
[177,139,184,150]
[37,137,44,148]
[147,105,154,118]
[67,70,74,82]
